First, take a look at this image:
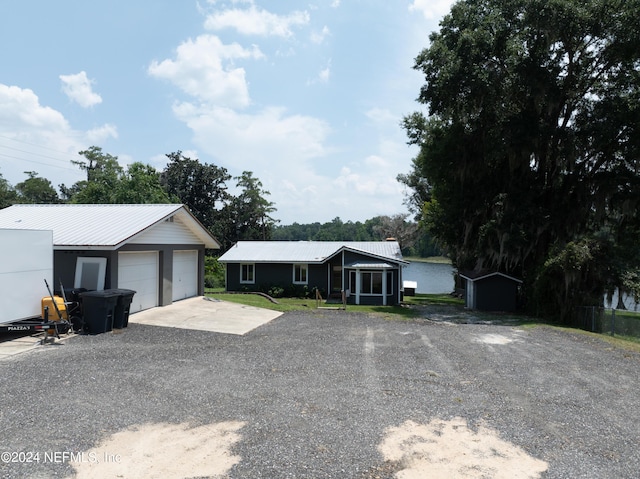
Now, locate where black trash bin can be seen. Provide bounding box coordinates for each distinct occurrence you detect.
[112,289,136,328]
[80,290,120,334]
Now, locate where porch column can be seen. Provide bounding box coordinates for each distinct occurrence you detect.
[382,268,387,306]
[327,264,331,295]
[355,268,361,305]
[341,250,345,296]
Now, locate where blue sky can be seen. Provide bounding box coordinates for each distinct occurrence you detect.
[0,0,455,224]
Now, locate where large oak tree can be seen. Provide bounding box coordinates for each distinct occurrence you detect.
[401,0,640,319]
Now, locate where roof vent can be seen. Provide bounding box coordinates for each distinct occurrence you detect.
[165,216,174,223]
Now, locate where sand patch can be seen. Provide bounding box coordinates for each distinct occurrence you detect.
[70,420,245,479]
[378,418,548,478]
[474,333,515,345]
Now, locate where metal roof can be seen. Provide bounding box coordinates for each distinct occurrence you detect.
[218,241,408,265]
[459,271,523,283]
[346,262,394,269]
[0,204,220,250]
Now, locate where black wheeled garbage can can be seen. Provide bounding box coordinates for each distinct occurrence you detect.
[80,290,120,334]
[113,289,136,328]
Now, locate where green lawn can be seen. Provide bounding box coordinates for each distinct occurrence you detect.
[404,256,452,264]
[205,290,462,319]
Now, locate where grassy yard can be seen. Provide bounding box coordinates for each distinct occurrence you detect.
[404,256,452,264]
[205,290,463,319]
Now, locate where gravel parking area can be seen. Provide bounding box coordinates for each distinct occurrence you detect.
[1,309,639,478]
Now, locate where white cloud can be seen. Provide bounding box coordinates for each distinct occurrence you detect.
[86,124,118,143]
[148,34,263,109]
[408,0,456,20]
[147,3,414,223]
[310,25,330,44]
[322,161,405,222]
[173,102,330,169]
[0,84,68,129]
[204,4,309,37]
[169,101,339,222]
[59,71,102,108]
[334,157,402,196]
[318,66,331,83]
[0,84,115,188]
[307,60,331,85]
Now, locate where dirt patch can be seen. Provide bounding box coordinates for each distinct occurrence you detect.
[473,333,517,345]
[70,421,245,478]
[378,418,548,478]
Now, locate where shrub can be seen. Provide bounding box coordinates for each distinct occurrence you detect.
[268,286,285,298]
[205,256,225,289]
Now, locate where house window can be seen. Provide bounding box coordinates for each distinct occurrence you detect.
[372,272,383,294]
[361,272,372,294]
[293,264,308,284]
[359,270,392,295]
[361,271,383,295]
[240,263,255,284]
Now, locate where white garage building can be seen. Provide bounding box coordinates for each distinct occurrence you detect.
[0,204,220,313]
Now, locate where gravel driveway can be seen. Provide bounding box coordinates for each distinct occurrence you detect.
[1,308,638,478]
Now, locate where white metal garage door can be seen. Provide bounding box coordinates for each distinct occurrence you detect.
[118,251,159,313]
[172,250,198,301]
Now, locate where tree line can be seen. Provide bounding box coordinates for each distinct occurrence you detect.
[272,216,442,258]
[0,147,277,252]
[1,146,441,257]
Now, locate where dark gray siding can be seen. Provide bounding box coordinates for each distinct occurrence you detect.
[225,262,241,291]
[54,250,115,294]
[225,262,328,294]
[475,276,519,312]
[343,250,376,265]
[54,244,206,306]
[308,264,327,293]
[223,250,403,305]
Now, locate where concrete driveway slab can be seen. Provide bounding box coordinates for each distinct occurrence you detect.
[128,296,282,335]
[0,329,74,361]
[0,334,42,360]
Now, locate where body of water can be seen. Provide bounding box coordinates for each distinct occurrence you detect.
[606,291,639,312]
[403,261,455,294]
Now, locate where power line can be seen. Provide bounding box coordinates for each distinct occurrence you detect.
[0,133,84,161]
[0,152,78,171]
[0,144,81,167]
[0,134,85,176]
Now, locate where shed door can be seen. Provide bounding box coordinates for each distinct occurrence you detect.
[466,280,475,309]
[172,250,198,301]
[118,251,159,313]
